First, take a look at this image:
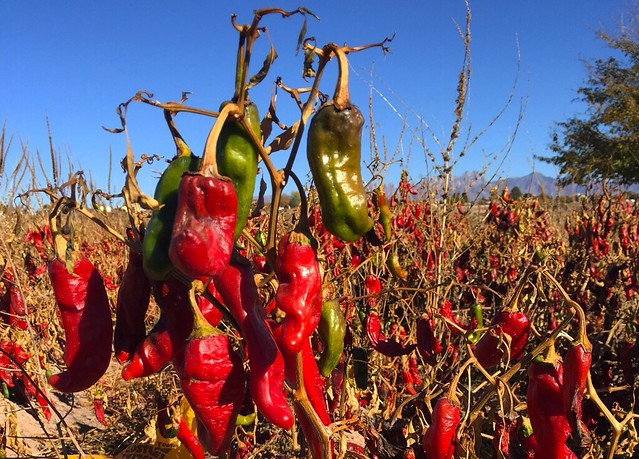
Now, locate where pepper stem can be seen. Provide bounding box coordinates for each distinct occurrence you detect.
[541,270,592,351]
[187,281,219,340]
[331,46,351,110]
[201,103,241,176]
[164,109,191,158]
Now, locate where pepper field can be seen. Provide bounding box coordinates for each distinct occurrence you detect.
[1,7,638,459]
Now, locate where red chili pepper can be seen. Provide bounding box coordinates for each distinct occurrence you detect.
[121,278,222,380]
[274,231,322,354]
[47,256,113,393]
[121,317,173,380]
[474,309,530,369]
[1,273,28,330]
[527,354,576,458]
[168,172,237,279]
[492,416,517,459]
[93,399,108,426]
[365,312,416,357]
[177,416,205,459]
[271,322,331,426]
[373,185,392,240]
[214,255,294,430]
[562,342,592,446]
[416,316,443,366]
[365,275,382,308]
[422,397,460,459]
[114,228,152,364]
[174,295,245,457]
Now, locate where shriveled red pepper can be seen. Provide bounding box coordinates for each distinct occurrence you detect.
[47,255,113,392]
[366,311,416,357]
[416,316,443,366]
[121,278,221,380]
[274,231,322,354]
[214,254,294,430]
[177,416,205,459]
[474,309,530,369]
[174,288,245,457]
[114,228,152,364]
[1,271,28,330]
[365,275,382,308]
[526,348,576,459]
[168,104,239,279]
[423,398,460,459]
[562,341,592,447]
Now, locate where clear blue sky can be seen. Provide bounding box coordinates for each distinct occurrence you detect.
[1,1,628,196]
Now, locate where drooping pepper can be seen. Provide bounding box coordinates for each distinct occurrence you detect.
[143,154,201,280]
[174,287,245,457]
[351,347,369,390]
[526,349,576,459]
[217,100,261,242]
[317,299,346,377]
[168,105,241,279]
[387,249,408,280]
[306,47,373,242]
[474,309,530,369]
[121,278,222,380]
[373,185,392,240]
[364,275,382,308]
[423,397,460,459]
[0,271,28,330]
[366,311,416,357]
[213,253,294,430]
[417,316,443,366]
[274,231,322,354]
[114,228,152,364]
[47,256,113,393]
[562,342,592,447]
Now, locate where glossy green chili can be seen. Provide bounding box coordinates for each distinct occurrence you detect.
[216,101,260,242]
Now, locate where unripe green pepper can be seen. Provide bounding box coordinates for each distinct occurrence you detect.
[318,299,346,377]
[143,154,201,280]
[216,101,260,242]
[306,47,373,242]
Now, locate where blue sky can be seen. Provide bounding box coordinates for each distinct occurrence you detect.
[1,1,627,197]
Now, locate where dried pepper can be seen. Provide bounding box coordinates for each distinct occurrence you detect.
[114,228,152,364]
[416,316,443,366]
[47,255,113,392]
[143,153,201,281]
[366,311,416,357]
[213,254,294,430]
[526,348,576,459]
[174,287,245,456]
[274,231,322,354]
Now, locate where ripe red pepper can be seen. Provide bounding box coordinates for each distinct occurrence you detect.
[214,255,294,430]
[527,353,576,459]
[47,256,113,392]
[121,278,222,380]
[174,293,245,457]
[274,231,322,354]
[422,397,460,459]
[1,271,28,330]
[114,228,152,364]
[366,312,416,357]
[168,172,237,278]
[416,316,443,366]
[562,342,592,446]
[365,275,382,308]
[474,309,530,369]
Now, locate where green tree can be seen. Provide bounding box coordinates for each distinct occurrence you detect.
[510,186,523,200]
[539,26,639,186]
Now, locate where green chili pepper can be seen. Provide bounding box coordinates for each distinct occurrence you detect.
[467,303,484,344]
[318,299,347,377]
[306,47,373,242]
[2,382,9,399]
[143,154,201,280]
[373,185,392,240]
[217,101,260,242]
[352,347,369,390]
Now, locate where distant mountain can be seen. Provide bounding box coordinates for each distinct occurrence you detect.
[442,172,638,200]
